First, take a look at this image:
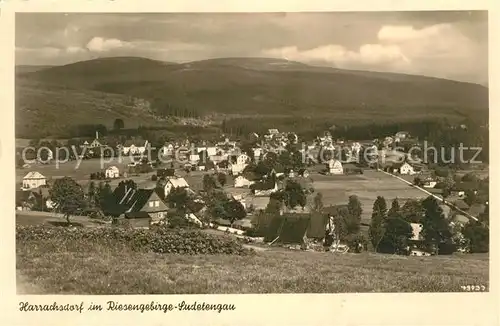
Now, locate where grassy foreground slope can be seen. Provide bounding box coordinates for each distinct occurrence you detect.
[17,57,489,128]
[17,238,488,294]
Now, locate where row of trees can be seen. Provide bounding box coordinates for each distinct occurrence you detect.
[414,171,489,207]
[369,196,489,254]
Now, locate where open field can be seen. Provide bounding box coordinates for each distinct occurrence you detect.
[15,158,162,190]
[17,237,489,294]
[310,170,428,223]
[16,158,130,183]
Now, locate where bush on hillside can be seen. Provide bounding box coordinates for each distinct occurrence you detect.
[16,225,253,256]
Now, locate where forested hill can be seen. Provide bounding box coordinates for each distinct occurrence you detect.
[16,56,488,138]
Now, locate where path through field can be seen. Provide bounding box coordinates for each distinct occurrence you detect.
[378,169,480,223]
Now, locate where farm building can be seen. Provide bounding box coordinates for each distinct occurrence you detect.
[164,177,189,196]
[105,166,120,179]
[22,171,47,190]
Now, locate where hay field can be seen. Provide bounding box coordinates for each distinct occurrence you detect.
[310,170,428,223]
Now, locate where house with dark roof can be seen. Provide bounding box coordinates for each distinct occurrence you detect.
[157,168,175,178]
[164,177,189,196]
[122,188,169,222]
[250,176,278,196]
[452,182,479,197]
[16,187,55,211]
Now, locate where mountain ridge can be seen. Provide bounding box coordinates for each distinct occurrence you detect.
[16,56,489,138]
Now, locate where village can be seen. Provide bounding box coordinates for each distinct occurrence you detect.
[15,125,489,257]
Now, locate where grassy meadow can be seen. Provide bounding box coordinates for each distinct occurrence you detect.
[17,236,488,294]
[310,170,428,223]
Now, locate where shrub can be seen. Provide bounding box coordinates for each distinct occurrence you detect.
[16,225,253,256]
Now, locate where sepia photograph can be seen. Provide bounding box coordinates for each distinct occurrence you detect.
[14,11,489,295]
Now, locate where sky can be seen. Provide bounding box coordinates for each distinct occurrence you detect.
[15,11,488,84]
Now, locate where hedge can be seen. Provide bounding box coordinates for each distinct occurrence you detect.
[16,225,253,256]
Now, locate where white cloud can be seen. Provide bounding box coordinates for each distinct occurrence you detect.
[86,37,132,52]
[377,24,452,42]
[262,23,483,82]
[262,43,409,67]
[66,46,86,54]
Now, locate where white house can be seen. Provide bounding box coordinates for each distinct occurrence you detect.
[105,166,120,179]
[351,142,361,158]
[160,143,174,156]
[395,131,410,141]
[423,180,437,188]
[236,153,249,165]
[164,177,189,196]
[122,140,148,155]
[327,159,343,175]
[253,147,262,159]
[396,162,416,175]
[408,223,432,256]
[234,175,255,188]
[230,154,249,175]
[268,129,279,136]
[206,147,217,156]
[22,171,47,190]
[189,154,200,165]
[410,249,432,256]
